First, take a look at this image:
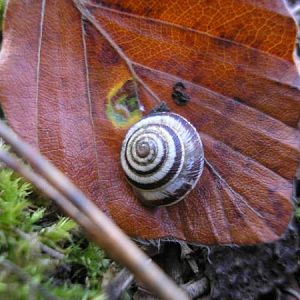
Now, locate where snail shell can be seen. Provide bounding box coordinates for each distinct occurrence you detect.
[120,112,204,207]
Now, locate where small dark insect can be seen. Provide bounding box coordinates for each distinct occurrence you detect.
[172,82,191,106]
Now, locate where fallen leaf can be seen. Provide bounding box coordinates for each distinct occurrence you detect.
[0,0,299,245]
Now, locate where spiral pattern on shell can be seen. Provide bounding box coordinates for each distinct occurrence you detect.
[120,112,204,207]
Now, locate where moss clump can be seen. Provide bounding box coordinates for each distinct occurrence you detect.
[0,0,5,31]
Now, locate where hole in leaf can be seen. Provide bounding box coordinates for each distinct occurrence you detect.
[106,78,142,128]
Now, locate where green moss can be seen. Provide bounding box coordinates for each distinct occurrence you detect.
[0,0,5,31]
[296,207,300,218]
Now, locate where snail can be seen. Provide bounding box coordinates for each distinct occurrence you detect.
[120,112,204,207]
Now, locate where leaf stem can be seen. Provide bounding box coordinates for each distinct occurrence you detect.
[73,0,162,105]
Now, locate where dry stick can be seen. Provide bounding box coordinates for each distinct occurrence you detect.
[284,288,300,300]
[105,268,134,300]
[181,278,209,299]
[0,122,189,300]
[73,0,162,105]
[15,228,65,260]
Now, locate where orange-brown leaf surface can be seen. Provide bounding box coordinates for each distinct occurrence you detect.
[0,0,299,245]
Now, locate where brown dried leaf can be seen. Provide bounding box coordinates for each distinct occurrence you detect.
[0,0,299,245]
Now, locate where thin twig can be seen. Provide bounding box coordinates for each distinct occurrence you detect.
[283,287,300,300]
[0,257,59,300]
[181,278,209,299]
[0,121,189,300]
[73,0,162,105]
[104,268,134,300]
[15,228,65,260]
